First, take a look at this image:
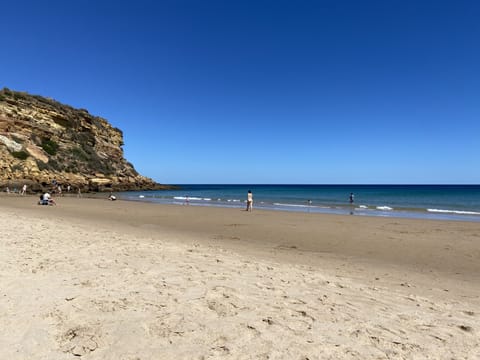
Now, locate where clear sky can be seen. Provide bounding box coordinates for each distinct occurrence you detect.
[1,0,479,184]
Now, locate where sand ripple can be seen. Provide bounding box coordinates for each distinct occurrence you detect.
[0,210,479,359]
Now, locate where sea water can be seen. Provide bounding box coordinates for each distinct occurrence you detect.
[118,185,480,222]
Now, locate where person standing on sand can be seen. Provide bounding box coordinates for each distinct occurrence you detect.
[21,184,27,195]
[246,190,253,211]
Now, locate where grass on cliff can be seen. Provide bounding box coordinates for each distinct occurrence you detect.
[11,151,29,160]
[41,138,59,155]
[70,146,89,162]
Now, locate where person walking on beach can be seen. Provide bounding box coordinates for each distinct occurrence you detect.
[349,192,354,204]
[246,190,253,211]
[21,184,27,195]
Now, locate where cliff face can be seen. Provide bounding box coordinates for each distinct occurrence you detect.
[0,88,166,192]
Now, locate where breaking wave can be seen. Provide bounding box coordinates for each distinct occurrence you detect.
[427,209,480,216]
[376,206,393,211]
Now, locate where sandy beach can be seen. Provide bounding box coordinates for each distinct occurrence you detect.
[0,194,479,359]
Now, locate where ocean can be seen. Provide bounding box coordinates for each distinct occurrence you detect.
[117,185,480,222]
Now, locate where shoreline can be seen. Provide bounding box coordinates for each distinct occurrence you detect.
[6,183,480,222]
[116,188,480,223]
[1,194,479,358]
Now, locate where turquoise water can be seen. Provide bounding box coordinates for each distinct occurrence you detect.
[118,185,480,222]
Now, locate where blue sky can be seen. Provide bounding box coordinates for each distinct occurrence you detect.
[1,0,479,184]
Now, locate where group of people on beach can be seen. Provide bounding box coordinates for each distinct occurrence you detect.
[4,181,79,197]
[51,179,68,196]
[38,192,56,206]
[13,185,355,212]
[4,184,28,194]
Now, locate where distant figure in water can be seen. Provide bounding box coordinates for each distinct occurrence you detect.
[349,192,354,204]
[246,190,253,211]
[184,195,190,205]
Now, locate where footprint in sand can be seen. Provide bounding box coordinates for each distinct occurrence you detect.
[59,326,100,357]
[205,290,241,317]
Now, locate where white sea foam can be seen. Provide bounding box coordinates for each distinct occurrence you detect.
[174,196,204,201]
[273,203,314,208]
[376,206,393,211]
[427,209,480,215]
[139,195,145,198]
[359,205,368,209]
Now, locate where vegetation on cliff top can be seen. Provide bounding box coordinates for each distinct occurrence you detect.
[0,87,163,191]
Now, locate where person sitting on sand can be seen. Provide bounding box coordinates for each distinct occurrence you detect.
[109,193,117,201]
[38,193,48,205]
[42,192,56,206]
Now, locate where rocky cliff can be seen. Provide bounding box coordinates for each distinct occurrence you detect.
[0,88,168,192]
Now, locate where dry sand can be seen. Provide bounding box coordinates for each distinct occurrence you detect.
[0,194,479,359]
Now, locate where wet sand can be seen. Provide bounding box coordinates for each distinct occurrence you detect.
[1,194,479,359]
